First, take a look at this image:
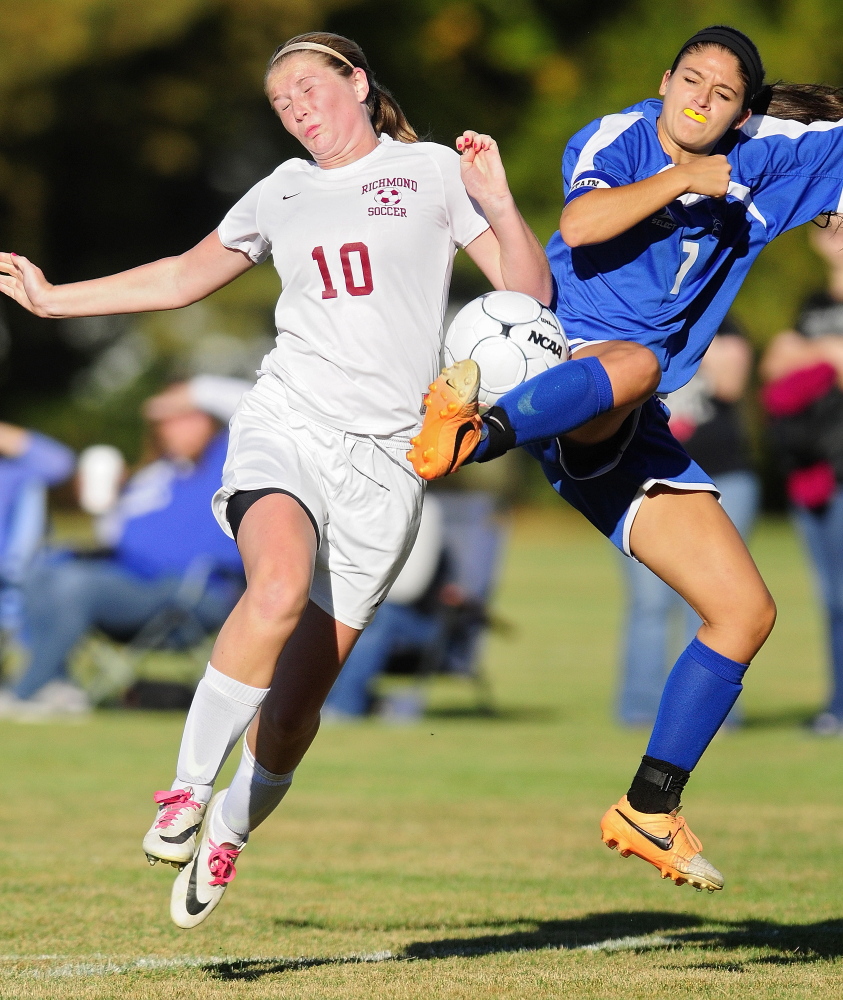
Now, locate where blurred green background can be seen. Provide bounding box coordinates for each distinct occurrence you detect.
[1,0,841,477]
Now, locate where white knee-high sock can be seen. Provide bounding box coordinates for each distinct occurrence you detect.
[172,663,269,804]
[212,740,294,845]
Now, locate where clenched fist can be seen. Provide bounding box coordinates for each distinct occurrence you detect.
[678,155,733,199]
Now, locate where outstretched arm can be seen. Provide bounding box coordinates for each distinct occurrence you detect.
[560,155,734,247]
[457,131,552,305]
[0,231,253,319]
[0,422,75,484]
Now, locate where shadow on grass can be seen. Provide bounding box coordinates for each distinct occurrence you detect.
[424,705,560,723]
[740,706,816,731]
[204,911,843,980]
[272,917,531,931]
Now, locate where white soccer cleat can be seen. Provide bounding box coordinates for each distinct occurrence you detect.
[142,787,206,869]
[170,790,244,929]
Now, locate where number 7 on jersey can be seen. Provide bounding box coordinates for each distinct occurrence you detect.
[670,240,699,296]
[312,244,374,299]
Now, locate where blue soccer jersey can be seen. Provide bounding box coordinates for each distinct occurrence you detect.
[547,98,843,392]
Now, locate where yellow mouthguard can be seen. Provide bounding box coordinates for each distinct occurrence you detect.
[683,108,707,123]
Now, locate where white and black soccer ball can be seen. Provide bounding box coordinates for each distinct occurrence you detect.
[443,291,568,406]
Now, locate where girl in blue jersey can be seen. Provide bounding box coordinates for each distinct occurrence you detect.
[410,25,843,892]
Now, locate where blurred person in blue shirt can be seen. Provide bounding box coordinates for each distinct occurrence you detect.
[0,376,250,717]
[0,421,75,634]
[0,422,74,550]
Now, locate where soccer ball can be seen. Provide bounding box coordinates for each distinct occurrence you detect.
[443,291,568,406]
[375,187,401,205]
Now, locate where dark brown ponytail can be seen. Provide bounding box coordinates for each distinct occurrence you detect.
[751,82,843,124]
[751,83,843,223]
[267,32,418,143]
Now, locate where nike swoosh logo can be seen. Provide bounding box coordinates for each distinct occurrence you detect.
[160,824,200,845]
[615,809,675,851]
[185,856,210,915]
[283,193,300,200]
[448,420,475,474]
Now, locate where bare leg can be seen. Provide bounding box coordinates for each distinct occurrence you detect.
[166,494,322,799]
[247,601,360,775]
[598,488,776,891]
[622,486,775,795]
[211,493,319,686]
[151,493,331,865]
[629,487,775,662]
[218,493,361,774]
[161,483,372,907]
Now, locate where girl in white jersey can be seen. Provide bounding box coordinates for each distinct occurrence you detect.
[0,32,551,927]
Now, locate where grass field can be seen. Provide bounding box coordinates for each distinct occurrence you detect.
[1,506,842,999]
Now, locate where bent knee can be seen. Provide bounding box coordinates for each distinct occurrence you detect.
[753,592,777,645]
[243,571,310,631]
[708,590,776,661]
[738,590,776,647]
[600,342,661,404]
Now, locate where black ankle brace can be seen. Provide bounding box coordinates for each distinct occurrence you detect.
[626,755,690,814]
[476,406,516,463]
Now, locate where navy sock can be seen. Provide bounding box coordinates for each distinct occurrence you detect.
[473,355,614,463]
[646,638,749,773]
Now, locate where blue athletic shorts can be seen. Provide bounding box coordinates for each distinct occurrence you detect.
[524,396,718,557]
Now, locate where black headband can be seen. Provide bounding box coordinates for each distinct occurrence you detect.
[672,25,764,103]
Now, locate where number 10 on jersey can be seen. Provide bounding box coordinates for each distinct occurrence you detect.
[312,244,374,299]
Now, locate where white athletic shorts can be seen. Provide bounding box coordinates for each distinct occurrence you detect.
[212,373,424,630]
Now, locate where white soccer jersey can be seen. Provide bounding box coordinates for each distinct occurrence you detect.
[218,135,490,436]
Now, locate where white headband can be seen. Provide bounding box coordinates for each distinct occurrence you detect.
[270,41,357,72]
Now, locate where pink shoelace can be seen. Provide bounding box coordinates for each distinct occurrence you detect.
[207,841,241,886]
[152,788,202,829]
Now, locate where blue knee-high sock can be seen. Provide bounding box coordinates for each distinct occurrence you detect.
[646,638,749,772]
[472,355,614,462]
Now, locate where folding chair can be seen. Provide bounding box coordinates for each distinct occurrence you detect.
[80,555,245,706]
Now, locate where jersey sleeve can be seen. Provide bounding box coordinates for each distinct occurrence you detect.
[563,112,644,203]
[428,145,490,249]
[217,178,271,263]
[739,117,843,240]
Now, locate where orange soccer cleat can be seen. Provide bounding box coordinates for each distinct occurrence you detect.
[407,359,483,480]
[600,795,724,892]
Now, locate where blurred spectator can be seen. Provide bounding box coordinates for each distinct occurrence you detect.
[0,376,250,719]
[617,318,759,726]
[323,494,455,720]
[761,218,843,734]
[0,422,75,643]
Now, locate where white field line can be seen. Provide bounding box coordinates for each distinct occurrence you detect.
[579,935,674,952]
[0,953,397,980]
[0,936,676,979]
